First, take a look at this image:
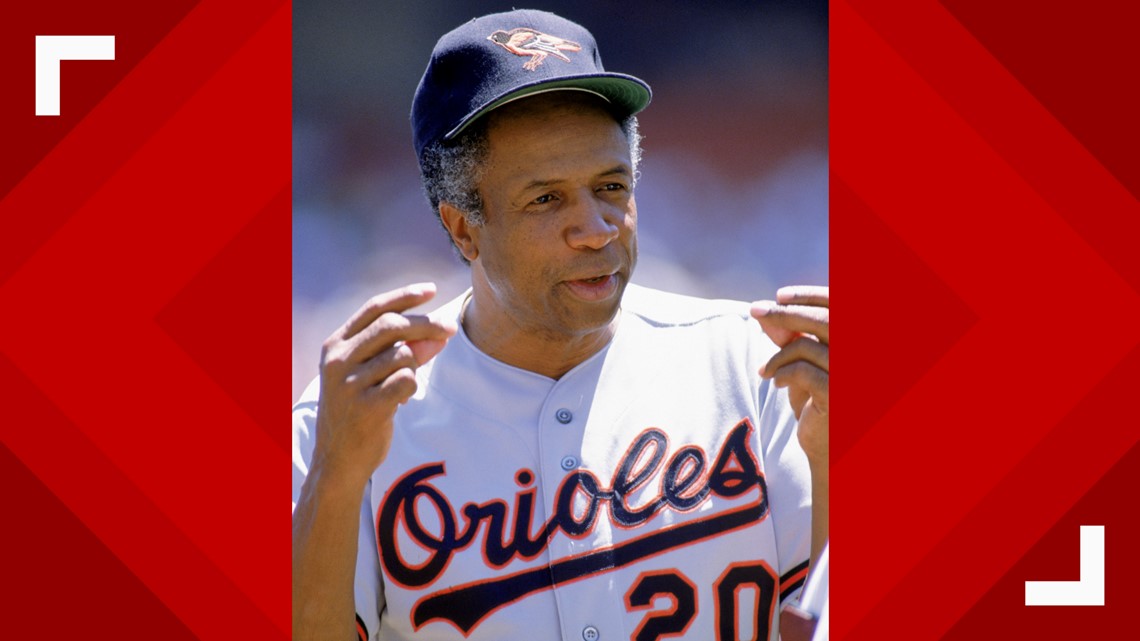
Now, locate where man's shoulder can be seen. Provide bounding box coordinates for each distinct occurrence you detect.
[621,283,752,328]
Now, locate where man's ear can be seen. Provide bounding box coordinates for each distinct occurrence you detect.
[439,202,479,262]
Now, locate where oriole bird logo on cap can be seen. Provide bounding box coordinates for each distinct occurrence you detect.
[487,28,582,71]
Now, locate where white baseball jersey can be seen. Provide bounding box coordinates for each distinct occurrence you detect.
[292,284,813,641]
[802,544,829,641]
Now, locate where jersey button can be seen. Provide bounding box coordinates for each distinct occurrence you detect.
[555,408,573,424]
[582,625,599,641]
[560,455,579,471]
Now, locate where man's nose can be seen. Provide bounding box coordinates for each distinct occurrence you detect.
[565,192,620,250]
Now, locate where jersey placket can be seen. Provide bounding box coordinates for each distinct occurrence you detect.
[536,356,625,641]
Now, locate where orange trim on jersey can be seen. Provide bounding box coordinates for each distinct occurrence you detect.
[713,419,763,486]
[411,497,767,635]
[378,416,770,621]
[464,497,510,570]
[377,462,467,589]
[355,613,368,641]
[615,427,669,517]
[509,483,549,552]
[655,443,711,508]
[624,568,698,640]
[731,582,761,640]
[383,496,464,588]
[552,468,606,539]
[713,560,778,641]
[779,559,811,602]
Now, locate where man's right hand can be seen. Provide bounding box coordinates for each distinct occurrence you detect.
[294,282,455,641]
[311,282,458,484]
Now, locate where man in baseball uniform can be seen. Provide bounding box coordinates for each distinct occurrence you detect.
[293,9,829,641]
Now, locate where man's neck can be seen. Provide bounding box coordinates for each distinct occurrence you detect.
[461,295,619,380]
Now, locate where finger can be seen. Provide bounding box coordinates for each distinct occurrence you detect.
[351,334,453,388]
[406,338,449,366]
[788,386,810,420]
[776,285,829,308]
[348,342,420,388]
[760,337,829,379]
[341,283,439,339]
[369,366,420,406]
[795,398,828,461]
[769,362,829,414]
[345,313,457,364]
[751,301,799,346]
[751,301,829,345]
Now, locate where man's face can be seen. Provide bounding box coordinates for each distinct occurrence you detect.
[468,94,638,341]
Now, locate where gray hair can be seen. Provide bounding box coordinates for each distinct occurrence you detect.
[419,115,643,263]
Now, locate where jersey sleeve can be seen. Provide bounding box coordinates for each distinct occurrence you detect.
[800,544,829,623]
[292,378,385,640]
[750,331,814,605]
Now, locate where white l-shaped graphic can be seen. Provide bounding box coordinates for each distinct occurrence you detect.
[1025,525,1105,606]
[35,35,116,116]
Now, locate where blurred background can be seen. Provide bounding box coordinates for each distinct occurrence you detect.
[293,0,828,400]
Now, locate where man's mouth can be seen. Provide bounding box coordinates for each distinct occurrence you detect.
[564,272,620,301]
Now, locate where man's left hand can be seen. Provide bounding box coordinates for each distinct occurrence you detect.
[751,286,829,465]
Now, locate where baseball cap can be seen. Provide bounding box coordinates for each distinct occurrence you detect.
[411,9,652,162]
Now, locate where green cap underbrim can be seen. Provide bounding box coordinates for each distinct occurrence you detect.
[444,75,652,141]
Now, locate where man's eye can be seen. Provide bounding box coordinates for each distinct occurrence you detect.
[533,193,557,205]
[599,183,626,192]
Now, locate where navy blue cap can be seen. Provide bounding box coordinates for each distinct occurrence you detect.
[412,9,652,162]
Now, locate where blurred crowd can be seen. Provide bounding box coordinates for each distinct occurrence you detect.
[292,0,829,401]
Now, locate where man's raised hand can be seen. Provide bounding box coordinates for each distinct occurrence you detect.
[312,283,457,484]
[751,286,829,464]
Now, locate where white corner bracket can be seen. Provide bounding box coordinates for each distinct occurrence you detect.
[35,35,116,116]
[1025,525,1105,606]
